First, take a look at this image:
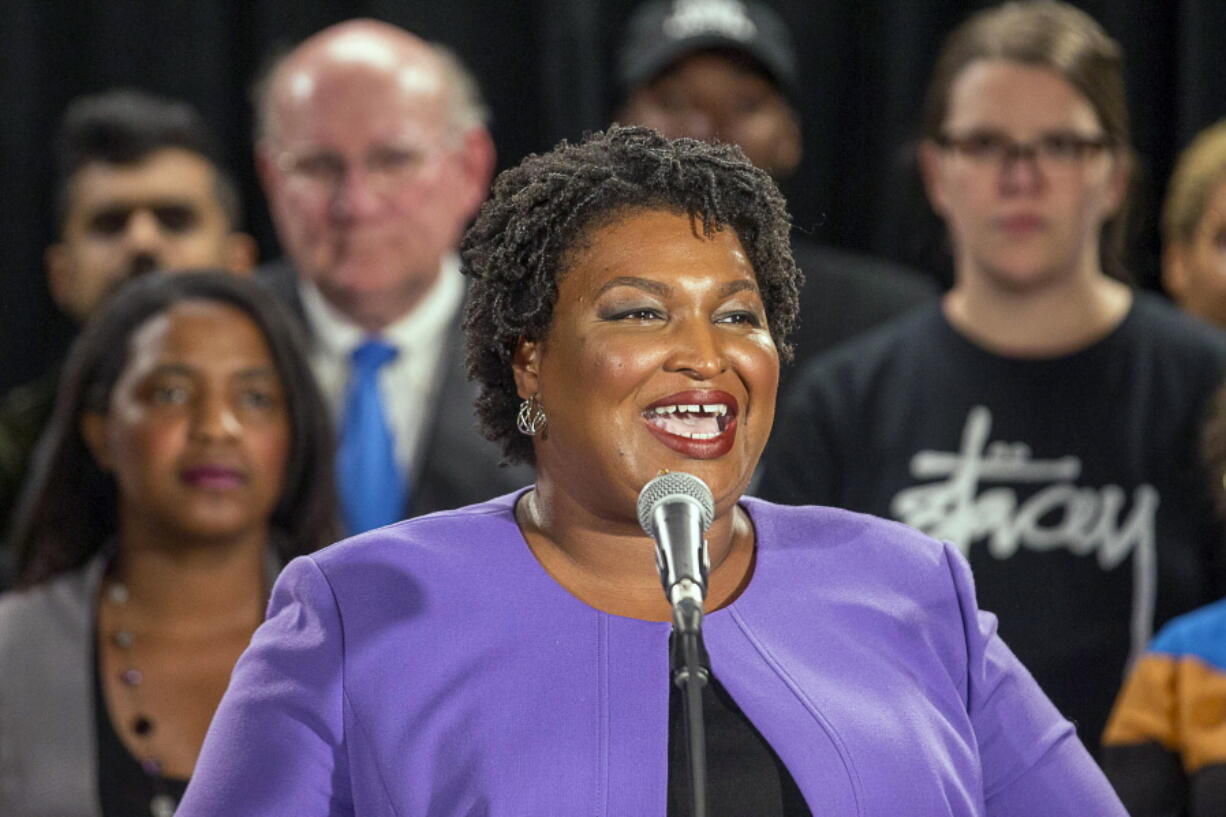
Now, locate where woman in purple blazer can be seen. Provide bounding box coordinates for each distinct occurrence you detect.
[178,126,1126,816]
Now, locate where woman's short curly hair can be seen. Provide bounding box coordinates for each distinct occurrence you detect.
[461,125,802,465]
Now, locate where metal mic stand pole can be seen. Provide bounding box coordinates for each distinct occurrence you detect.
[671,596,709,817]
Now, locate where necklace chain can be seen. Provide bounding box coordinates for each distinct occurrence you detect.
[104,580,178,817]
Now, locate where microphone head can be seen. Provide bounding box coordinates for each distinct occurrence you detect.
[637,471,716,536]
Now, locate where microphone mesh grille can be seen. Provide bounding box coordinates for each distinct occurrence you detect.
[636,472,716,535]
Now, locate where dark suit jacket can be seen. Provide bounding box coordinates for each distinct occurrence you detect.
[0,370,57,588]
[257,259,533,518]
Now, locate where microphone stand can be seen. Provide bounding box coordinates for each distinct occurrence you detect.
[671,590,709,817]
[637,473,716,817]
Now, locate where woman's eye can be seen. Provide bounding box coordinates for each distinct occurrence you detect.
[238,390,279,410]
[959,133,1005,159]
[604,307,664,321]
[151,385,189,405]
[1213,228,1226,252]
[716,310,762,327]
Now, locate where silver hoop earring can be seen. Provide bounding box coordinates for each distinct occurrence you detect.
[516,395,547,436]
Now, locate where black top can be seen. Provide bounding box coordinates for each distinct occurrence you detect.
[760,292,1226,756]
[782,236,937,395]
[93,648,189,817]
[667,673,813,816]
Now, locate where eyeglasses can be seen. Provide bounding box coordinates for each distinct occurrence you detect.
[275,142,450,195]
[935,130,1114,172]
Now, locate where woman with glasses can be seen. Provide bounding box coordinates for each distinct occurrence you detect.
[760,0,1226,760]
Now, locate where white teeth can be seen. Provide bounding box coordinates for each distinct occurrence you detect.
[676,431,719,440]
[649,403,729,416]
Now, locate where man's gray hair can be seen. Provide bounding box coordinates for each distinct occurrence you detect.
[432,43,491,136]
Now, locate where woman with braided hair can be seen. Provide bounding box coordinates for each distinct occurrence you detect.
[179,127,1124,816]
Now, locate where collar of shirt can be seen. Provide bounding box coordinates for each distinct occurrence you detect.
[298,254,465,474]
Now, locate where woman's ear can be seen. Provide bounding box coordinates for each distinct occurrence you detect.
[918,140,950,218]
[1163,241,1189,303]
[80,411,113,472]
[512,336,541,399]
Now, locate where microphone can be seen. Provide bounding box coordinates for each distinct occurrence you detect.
[639,472,716,817]
[637,471,715,635]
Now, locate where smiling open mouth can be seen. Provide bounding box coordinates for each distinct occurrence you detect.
[643,403,734,440]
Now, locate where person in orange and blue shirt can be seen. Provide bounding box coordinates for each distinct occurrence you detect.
[1102,381,1226,816]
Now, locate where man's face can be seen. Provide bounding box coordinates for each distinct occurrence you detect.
[47,147,250,322]
[618,50,801,179]
[259,60,488,329]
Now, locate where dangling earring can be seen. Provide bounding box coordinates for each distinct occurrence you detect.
[516,394,547,436]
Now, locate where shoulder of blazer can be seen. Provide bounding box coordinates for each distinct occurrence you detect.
[0,556,104,817]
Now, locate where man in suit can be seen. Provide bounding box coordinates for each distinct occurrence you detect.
[253,19,530,532]
[0,89,256,566]
[615,0,938,393]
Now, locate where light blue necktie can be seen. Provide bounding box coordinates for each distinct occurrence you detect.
[338,338,407,533]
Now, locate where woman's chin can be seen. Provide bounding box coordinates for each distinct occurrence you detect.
[157,502,267,545]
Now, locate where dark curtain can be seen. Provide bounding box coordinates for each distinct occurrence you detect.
[3,0,1224,394]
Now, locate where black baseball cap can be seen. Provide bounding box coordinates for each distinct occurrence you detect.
[617,0,798,99]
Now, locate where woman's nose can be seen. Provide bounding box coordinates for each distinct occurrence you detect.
[664,318,728,380]
[998,150,1045,195]
[191,394,242,441]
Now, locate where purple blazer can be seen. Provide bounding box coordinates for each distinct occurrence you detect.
[178,493,1125,816]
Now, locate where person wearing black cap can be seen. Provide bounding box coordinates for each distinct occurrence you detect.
[615,0,938,392]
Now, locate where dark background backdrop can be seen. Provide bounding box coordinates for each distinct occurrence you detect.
[3,0,1224,394]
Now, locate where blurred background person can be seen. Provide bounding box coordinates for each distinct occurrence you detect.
[614,0,937,391]
[4,0,1225,414]
[0,272,337,817]
[253,19,530,534]
[0,89,256,551]
[178,127,1124,817]
[1101,380,1226,816]
[759,0,1226,757]
[1162,118,1226,331]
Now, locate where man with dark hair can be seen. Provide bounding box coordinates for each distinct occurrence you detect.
[0,89,256,556]
[252,20,530,534]
[44,89,255,321]
[614,0,937,388]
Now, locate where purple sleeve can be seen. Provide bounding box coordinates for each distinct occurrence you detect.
[941,543,1127,817]
[177,555,353,817]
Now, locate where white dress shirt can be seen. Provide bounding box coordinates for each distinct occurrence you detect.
[298,254,464,477]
